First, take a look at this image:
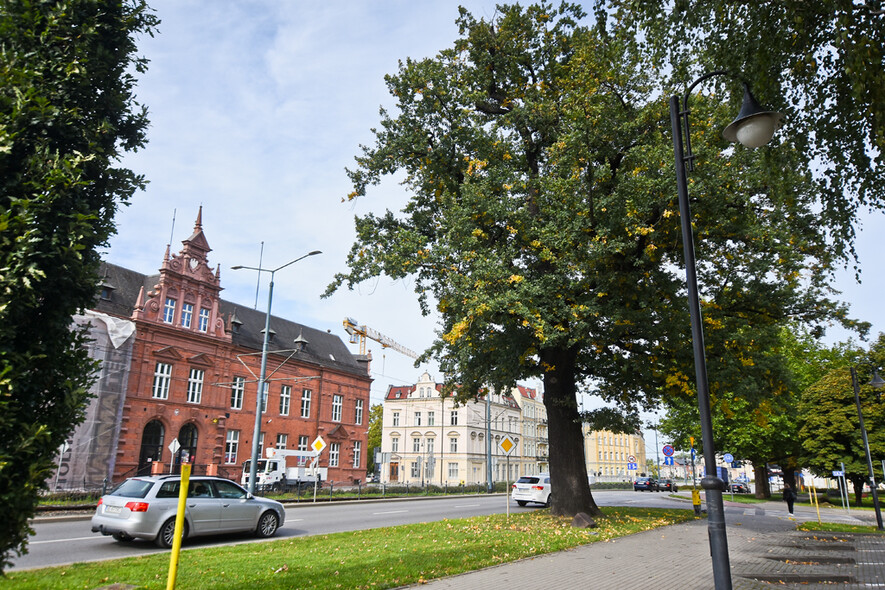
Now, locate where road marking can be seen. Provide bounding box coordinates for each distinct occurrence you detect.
[31,536,96,545]
[454,504,480,508]
[373,510,409,515]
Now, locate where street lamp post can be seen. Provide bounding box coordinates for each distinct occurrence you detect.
[670,71,782,590]
[850,367,884,530]
[232,250,322,495]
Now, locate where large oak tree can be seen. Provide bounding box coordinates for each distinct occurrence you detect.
[328,2,851,517]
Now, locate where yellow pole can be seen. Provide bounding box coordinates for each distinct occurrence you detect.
[166,463,191,590]
[811,482,822,524]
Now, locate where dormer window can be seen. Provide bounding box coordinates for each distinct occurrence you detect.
[198,308,210,332]
[181,303,193,328]
[163,298,176,323]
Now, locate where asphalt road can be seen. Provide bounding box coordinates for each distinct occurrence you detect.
[12,489,687,571]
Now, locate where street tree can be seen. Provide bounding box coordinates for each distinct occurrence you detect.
[604,0,885,263]
[367,403,384,475]
[0,0,156,570]
[659,326,863,498]
[799,336,885,506]
[327,2,852,517]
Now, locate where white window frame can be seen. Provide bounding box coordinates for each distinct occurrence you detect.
[448,462,458,479]
[230,376,245,410]
[279,384,291,416]
[152,362,172,400]
[224,430,239,464]
[301,389,312,418]
[198,308,210,332]
[355,399,364,425]
[181,302,193,328]
[450,437,458,453]
[391,438,399,453]
[330,442,340,467]
[332,394,343,422]
[415,411,422,426]
[450,410,458,425]
[163,297,176,323]
[353,441,361,468]
[276,433,288,450]
[186,368,204,404]
[392,411,400,427]
[427,411,435,426]
[298,435,309,451]
[413,437,421,453]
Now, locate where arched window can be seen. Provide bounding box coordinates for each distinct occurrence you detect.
[138,420,165,475]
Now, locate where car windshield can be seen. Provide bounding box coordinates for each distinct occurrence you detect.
[108,478,154,498]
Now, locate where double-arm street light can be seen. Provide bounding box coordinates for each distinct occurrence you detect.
[670,71,783,590]
[851,367,885,530]
[232,250,322,494]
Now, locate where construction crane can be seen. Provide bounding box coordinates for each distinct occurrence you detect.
[343,317,418,359]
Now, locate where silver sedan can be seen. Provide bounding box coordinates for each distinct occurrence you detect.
[91,474,285,548]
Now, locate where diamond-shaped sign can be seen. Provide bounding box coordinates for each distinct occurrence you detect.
[499,434,517,456]
[311,436,326,454]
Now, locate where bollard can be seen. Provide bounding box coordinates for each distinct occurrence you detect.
[692,488,702,516]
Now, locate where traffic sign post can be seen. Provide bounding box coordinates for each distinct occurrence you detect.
[662,444,675,457]
[499,435,517,518]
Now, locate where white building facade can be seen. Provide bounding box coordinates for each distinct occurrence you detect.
[379,372,535,486]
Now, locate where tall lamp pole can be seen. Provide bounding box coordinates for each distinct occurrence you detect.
[232,250,322,494]
[850,367,884,530]
[670,71,782,590]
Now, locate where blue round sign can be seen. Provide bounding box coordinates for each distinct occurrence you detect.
[723,453,734,463]
[662,444,675,457]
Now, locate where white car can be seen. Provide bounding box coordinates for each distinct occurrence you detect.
[511,473,551,507]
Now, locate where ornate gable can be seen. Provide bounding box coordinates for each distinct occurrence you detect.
[132,208,231,342]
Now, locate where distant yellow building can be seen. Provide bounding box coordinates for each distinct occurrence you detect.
[583,425,647,482]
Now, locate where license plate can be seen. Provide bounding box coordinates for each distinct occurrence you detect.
[104,505,122,514]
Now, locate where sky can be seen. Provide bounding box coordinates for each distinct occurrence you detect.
[106,1,885,458]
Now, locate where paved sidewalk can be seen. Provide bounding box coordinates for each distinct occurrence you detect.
[405,499,885,589]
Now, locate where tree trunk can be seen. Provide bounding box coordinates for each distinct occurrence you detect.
[753,463,770,499]
[850,476,866,507]
[541,347,601,517]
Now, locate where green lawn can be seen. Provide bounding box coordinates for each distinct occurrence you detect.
[4,508,695,590]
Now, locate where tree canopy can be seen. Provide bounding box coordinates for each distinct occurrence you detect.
[603,0,885,262]
[0,0,156,570]
[328,2,856,517]
[799,334,885,505]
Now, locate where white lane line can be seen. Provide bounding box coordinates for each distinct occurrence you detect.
[373,510,409,515]
[454,504,480,508]
[31,536,97,545]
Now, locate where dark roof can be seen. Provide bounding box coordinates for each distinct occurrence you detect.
[94,261,368,378]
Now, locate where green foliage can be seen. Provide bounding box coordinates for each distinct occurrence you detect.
[799,334,885,506]
[0,0,156,571]
[603,0,885,262]
[366,403,383,473]
[327,2,852,517]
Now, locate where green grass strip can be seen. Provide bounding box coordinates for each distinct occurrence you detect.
[4,507,695,589]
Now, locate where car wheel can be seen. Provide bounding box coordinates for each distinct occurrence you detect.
[112,532,133,542]
[255,510,279,538]
[516,500,527,507]
[155,517,185,549]
[545,494,552,508]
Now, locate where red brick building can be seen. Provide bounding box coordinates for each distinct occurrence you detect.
[64,210,372,488]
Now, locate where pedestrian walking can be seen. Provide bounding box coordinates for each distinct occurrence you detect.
[783,483,796,515]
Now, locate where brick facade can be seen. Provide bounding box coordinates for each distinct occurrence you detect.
[87,209,371,486]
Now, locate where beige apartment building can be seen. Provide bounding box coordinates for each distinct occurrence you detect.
[379,372,543,486]
[583,424,648,482]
